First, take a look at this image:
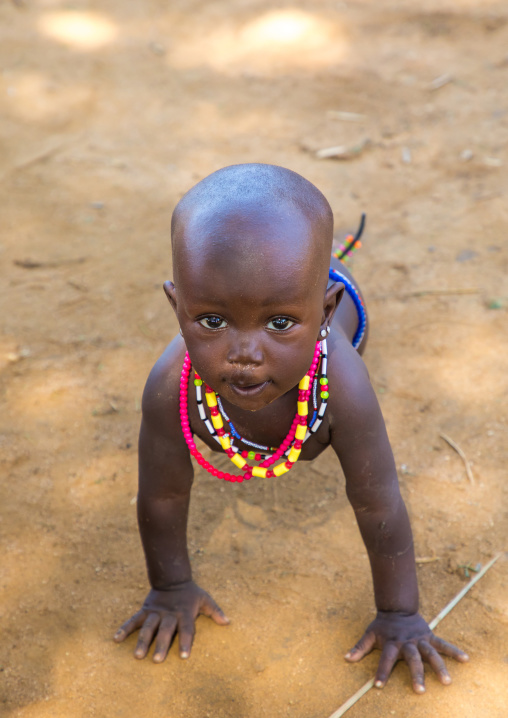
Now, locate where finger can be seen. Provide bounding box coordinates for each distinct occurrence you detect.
[344,631,376,662]
[200,595,230,626]
[429,634,469,662]
[375,642,400,688]
[134,612,161,659]
[113,610,146,643]
[152,615,178,664]
[177,617,196,659]
[418,640,452,686]
[402,643,426,694]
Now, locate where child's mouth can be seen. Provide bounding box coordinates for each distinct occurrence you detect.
[229,381,269,397]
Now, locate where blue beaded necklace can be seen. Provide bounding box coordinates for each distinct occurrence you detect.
[330,213,367,349]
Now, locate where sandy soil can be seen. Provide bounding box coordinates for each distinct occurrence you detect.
[1,1,507,717]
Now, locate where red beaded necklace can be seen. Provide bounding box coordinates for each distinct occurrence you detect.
[179,341,323,483]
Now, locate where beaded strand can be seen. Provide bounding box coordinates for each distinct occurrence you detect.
[216,396,277,454]
[328,268,367,349]
[333,213,366,263]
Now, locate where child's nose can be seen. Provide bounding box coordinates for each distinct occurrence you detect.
[226,332,263,366]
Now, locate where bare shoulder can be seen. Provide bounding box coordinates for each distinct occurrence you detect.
[327,333,374,412]
[141,335,187,437]
[325,332,386,451]
[138,336,195,497]
[325,332,398,501]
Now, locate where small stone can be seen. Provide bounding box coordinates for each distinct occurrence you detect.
[149,42,165,56]
[402,147,412,164]
[460,149,474,161]
[455,249,478,262]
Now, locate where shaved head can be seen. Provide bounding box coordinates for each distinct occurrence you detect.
[171,163,334,292]
[164,164,345,408]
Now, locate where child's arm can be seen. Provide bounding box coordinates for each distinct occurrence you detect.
[113,343,229,661]
[328,339,468,693]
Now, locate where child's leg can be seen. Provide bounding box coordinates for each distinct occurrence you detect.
[329,256,369,355]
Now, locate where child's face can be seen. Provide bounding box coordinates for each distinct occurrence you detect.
[168,209,331,411]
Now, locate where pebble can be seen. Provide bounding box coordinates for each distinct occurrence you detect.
[402,147,412,164]
[455,249,478,262]
[460,149,474,161]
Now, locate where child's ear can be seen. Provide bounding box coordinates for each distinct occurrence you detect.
[163,280,178,314]
[320,282,344,332]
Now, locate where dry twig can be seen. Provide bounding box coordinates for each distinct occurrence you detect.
[402,287,480,298]
[440,433,475,484]
[315,138,371,160]
[327,111,367,122]
[14,257,87,269]
[429,73,453,90]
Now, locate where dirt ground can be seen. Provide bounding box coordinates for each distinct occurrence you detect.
[1,1,507,717]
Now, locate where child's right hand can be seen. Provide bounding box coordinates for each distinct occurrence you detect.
[113,581,230,662]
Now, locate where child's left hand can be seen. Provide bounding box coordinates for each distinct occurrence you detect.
[344,611,469,693]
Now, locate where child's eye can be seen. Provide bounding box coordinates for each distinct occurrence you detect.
[267,317,295,331]
[198,316,228,330]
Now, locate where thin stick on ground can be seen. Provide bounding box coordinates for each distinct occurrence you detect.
[428,553,502,629]
[403,287,480,298]
[327,552,503,718]
[440,433,475,484]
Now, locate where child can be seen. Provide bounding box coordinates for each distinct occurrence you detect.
[114,163,468,694]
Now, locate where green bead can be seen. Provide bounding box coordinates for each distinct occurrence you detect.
[320,391,329,399]
[194,378,203,386]
[319,377,328,385]
[248,451,256,460]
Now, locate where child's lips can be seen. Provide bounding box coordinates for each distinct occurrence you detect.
[228,380,269,397]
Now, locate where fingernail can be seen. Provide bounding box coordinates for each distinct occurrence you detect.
[443,675,452,685]
[415,684,425,694]
[114,631,122,639]
[180,651,189,659]
[375,681,383,689]
[344,652,351,659]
